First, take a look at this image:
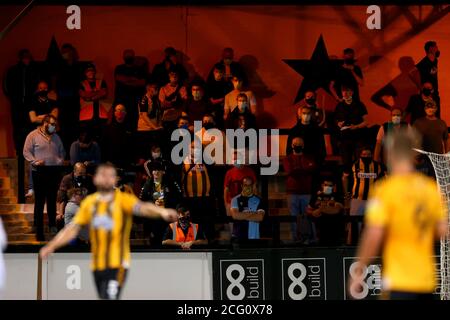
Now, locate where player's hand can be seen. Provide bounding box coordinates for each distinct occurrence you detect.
[161,208,177,222]
[40,245,55,260]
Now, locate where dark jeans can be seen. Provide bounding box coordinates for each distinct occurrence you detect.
[32,166,61,239]
[93,268,128,300]
[384,291,436,300]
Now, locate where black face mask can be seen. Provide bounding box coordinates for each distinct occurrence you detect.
[124,57,134,65]
[422,88,432,97]
[203,123,214,130]
[344,58,355,65]
[305,97,316,105]
[75,175,86,184]
[293,146,303,153]
[361,157,372,165]
[37,90,48,98]
[435,50,441,58]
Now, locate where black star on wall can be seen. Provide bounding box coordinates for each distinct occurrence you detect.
[283,34,342,104]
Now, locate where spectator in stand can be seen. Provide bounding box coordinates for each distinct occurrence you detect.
[57,43,83,154]
[405,81,439,124]
[295,90,326,127]
[374,108,410,166]
[286,106,325,164]
[114,49,147,132]
[206,63,233,128]
[415,41,440,97]
[152,47,189,87]
[283,137,317,243]
[162,204,208,249]
[23,114,65,241]
[307,178,345,246]
[79,63,108,139]
[227,93,256,129]
[28,81,58,129]
[139,161,182,247]
[413,100,449,155]
[224,75,256,121]
[62,187,90,243]
[101,104,132,169]
[69,129,101,167]
[183,80,210,123]
[329,48,364,103]
[230,176,265,242]
[208,48,247,85]
[335,85,369,181]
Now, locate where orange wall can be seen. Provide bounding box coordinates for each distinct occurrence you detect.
[1,5,450,157]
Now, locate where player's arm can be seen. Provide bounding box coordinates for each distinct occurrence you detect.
[134,201,177,222]
[40,223,81,259]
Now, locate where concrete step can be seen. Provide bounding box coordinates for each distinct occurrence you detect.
[0,177,11,189]
[2,219,32,227]
[0,196,17,204]
[0,189,13,197]
[0,204,21,213]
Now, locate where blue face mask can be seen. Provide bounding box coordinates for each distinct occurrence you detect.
[47,124,56,134]
[180,124,189,130]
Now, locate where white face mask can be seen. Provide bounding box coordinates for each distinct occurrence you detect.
[323,186,333,195]
[237,102,247,112]
[343,96,353,104]
[152,152,161,159]
[232,81,241,90]
[392,116,401,125]
[302,114,311,123]
[214,72,223,81]
[192,91,202,101]
[47,124,56,134]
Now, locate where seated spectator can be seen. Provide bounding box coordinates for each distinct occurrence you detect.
[70,129,101,167]
[63,187,90,243]
[230,176,265,241]
[374,108,409,165]
[286,106,325,164]
[159,68,188,133]
[334,85,368,177]
[283,137,317,243]
[139,160,182,247]
[206,63,233,128]
[224,75,256,121]
[413,100,449,155]
[28,81,58,129]
[101,104,132,168]
[208,47,247,84]
[405,81,440,125]
[79,63,108,138]
[227,93,256,129]
[307,178,345,246]
[295,90,326,127]
[152,47,189,87]
[162,204,208,249]
[182,80,210,122]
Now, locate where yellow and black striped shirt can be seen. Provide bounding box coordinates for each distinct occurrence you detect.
[73,189,140,271]
[182,164,210,197]
[352,160,383,200]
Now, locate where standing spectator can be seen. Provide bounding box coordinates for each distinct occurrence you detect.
[57,43,83,154]
[413,100,449,155]
[329,48,364,103]
[230,176,265,241]
[79,63,108,139]
[283,137,317,243]
[227,93,256,129]
[374,108,409,165]
[139,161,182,247]
[152,47,189,87]
[114,49,147,132]
[183,80,210,122]
[69,129,101,167]
[162,204,208,249]
[101,104,132,168]
[415,41,440,96]
[208,48,247,85]
[224,75,256,121]
[23,114,65,241]
[405,81,439,124]
[335,85,368,178]
[28,81,58,129]
[286,106,326,164]
[206,63,233,128]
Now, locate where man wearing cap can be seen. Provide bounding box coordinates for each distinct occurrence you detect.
[79,63,108,138]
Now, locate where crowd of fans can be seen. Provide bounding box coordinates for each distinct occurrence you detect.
[3,41,445,247]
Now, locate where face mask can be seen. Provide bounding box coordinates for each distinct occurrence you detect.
[305,97,315,105]
[47,124,56,134]
[435,50,441,58]
[178,216,190,229]
[192,92,202,101]
[343,96,353,104]
[242,186,253,197]
[344,58,355,65]
[62,52,70,61]
[203,122,214,130]
[152,152,161,159]
[422,88,432,97]
[392,116,401,125]
[237,102,247,111]
[224,58,232,65]
[169,76,178,84]
[323,186,333,195]
[37,90,48,98]
[180,124,189,130]
[301,114,311,123]
[214,72,223,81]
[232,81,241,90]
[115,111,126,122]
[361,157,372,165]
[124,56,134,65]
[293,146,303,153]
[75,175,86,183]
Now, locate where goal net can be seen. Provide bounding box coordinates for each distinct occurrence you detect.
[415,149,450,300]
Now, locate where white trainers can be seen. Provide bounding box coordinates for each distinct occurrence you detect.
[25,189,34,198]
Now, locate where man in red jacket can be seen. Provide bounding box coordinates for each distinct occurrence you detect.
[283,136,317,244]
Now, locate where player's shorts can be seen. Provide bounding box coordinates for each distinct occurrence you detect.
[382,291,436,300]
[93,267,128,300]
